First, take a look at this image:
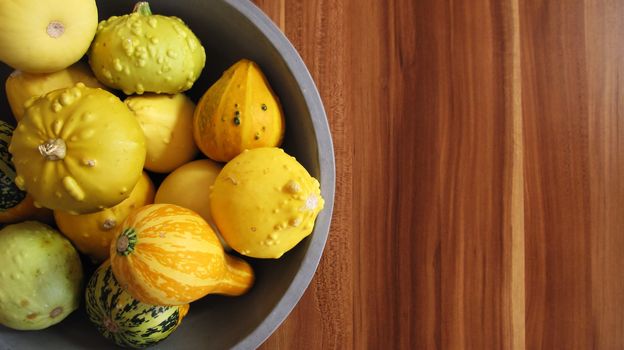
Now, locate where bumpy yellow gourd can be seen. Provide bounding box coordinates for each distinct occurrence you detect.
[9,84,146,214]
[125,93,198,173]
[0,0,98,73]
[193,59,285,162]
[89,2,205,94]
[210,148,324,258]
[6,62,106,121]
[54,172,155,262]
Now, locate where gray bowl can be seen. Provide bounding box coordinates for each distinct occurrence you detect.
[0,0,335,349]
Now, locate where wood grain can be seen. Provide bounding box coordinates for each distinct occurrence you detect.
[253,0,624,349]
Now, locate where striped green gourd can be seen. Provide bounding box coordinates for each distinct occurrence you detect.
[0,120,25,211]
[85,260,189,348]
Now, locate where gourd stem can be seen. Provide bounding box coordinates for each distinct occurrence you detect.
[133,1,152,16]
[38,139,66,161]
[116,228,138,256]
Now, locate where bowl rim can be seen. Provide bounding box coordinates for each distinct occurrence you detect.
[226,1,336,349]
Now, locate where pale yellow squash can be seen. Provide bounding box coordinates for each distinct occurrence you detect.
[125,93,198,173]
[6,62,106,121]
[0,0,98,73]
[54,172,155,262]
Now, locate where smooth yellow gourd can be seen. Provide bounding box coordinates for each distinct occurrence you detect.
[154,159,231,250]
[155,159,222,228]
[193,59,285,162]
[54,172,155,262]
[0,0,98,73]
[9,84,146,214]
[210,148,324,258]
[6,62,106,121]
[125,93,198,173]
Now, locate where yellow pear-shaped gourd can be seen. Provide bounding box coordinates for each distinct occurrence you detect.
[193,59,285,162]
[54,172,155,262]
[210,148,324,258]
[0,0,98,73]
[6,62,106,121]
[125,93,198,173]
[89,2,205,95]
[9,84,146,214]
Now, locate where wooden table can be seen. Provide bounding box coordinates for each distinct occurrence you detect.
[253,1,624,348]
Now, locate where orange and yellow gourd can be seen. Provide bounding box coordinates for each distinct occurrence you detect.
[110,204,253,306]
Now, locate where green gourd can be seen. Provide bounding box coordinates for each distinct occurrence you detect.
[0,221,83,330]
[89,2,205,95]
[85,260,189,348]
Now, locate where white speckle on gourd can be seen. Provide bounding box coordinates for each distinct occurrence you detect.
[303,194,319,211]
[102,219,117,230]
[46,21,65,38]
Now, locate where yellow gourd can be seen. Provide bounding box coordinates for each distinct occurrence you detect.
[193,59,285,162]
[9,84,146,214]
[0,0,98,73]
[210,148,324,258]
[125,94,198,173]
[6,62,106,121]
[155,159,221,228]
[154,159,230,250]
[54,172,155,262]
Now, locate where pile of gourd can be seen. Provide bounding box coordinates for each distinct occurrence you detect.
[0,1,324,348]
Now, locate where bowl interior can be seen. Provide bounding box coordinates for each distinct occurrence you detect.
[0,1,334,349]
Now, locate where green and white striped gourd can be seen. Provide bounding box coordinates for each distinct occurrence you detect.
[85,260,189,348]
[0,120,25,212]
